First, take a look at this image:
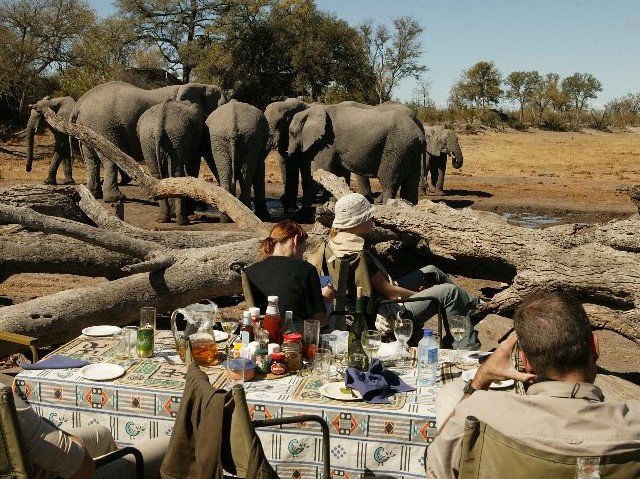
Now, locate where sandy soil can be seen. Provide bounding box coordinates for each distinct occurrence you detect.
[1,127,639,379]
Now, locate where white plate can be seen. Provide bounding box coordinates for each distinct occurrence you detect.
[80,363,126,381]
[214,330,229,342]
[81,325,122,337]
[319,382,363,401]
[461,368,515,389]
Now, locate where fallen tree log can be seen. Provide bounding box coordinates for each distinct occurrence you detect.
[0,239,260,357]
[313,169,640,344]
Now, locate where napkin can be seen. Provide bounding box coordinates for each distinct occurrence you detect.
[20,355,91,370]
[345,358,415,404]
[376,341,411,362]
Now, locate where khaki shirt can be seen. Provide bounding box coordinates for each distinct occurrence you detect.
[426,381,640,479]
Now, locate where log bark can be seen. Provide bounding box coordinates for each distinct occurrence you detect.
[313,169,640,344]
[0,185,87,223]
[33,105,268,234]
[0,239,260,357]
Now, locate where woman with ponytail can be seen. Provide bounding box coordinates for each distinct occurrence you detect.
[246,220,331,328]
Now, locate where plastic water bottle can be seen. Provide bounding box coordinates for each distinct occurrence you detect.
[417,329,439,386]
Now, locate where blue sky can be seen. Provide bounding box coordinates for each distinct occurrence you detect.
[89,0,640,108]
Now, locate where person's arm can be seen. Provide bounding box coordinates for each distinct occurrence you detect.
[370,271,415,300]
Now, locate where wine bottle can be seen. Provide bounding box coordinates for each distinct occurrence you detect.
[348,286,367,355]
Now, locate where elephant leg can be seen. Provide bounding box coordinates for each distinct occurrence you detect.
[253,157,270,221]
[59,139,74,184]
[44,151,61,185]
[82,145,103,199]
[419,155,427,195]
[355,175,374,202]
[174,197,189,225]
[427,154,439,193]
[282,156,300,212]
[400,172,420,205]
[101,158,124,202]
[435,154,447,195]
[299,158,315,211]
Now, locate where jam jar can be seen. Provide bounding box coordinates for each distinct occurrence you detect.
[270,352,287,375]
[281,335,302,372]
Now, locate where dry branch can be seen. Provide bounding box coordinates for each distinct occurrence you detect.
[34,105,267,234]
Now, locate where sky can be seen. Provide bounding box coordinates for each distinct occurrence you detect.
[89,0,640,108]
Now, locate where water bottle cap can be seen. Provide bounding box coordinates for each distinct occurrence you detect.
[423,329,433,337]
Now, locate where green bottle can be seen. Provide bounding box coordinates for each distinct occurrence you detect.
[348,286,367,356]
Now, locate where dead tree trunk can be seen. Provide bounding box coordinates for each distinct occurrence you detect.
[313,169,640,344]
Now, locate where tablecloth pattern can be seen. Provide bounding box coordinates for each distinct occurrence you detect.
[14,331,480,479]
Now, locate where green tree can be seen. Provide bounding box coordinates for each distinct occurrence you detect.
[115,0,230,83]
[0,0,95,120]
[530,72,562,121]
[561,72,603,112]
[359,16,426,104]
[505,70,540,121]
[56,17,140,98]
[454,61,502,110]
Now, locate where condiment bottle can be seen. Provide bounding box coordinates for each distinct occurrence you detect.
[240,310,253,345]
[255,348,271,374]
[281,333,302,372]
[263,295,283,344]
[249,307,261,336]
[348,286,367,356]
[255,328,270,351]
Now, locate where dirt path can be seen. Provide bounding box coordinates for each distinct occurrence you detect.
[1,128,638,380]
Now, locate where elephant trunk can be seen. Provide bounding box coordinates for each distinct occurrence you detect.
[451,144,464,169]
[25,108,42,172]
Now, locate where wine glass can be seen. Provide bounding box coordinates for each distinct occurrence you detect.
[361,330,381,362]
[221,316,239,356]
[394,317,413,367]
[448,314,467,362]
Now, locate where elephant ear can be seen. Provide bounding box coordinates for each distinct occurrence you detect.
[301,108,329,154]
[426,128,446,156]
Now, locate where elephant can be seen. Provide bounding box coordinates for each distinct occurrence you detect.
[287,104,423,204]
[137,99,206,225]
[71,81,227,202]
[263,98,309,214]
[338,101,426,201]
[422,125,464,195]
[25,96,76,185]
[205,100,270,221]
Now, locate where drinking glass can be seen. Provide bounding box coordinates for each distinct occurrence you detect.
[138,307,156,358]
[449,314,467,362]
[361,330,381,361]
[312,348,331,382]
[113,329,130,361]
[394,317,413,367]
[221,316,239,356]
[303,319,320,360]
[123,326,138,359]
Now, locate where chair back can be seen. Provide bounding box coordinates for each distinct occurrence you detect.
[459,416,640,479]
[0,385,32,478]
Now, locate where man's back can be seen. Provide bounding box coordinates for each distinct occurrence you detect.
[426,381,640,479]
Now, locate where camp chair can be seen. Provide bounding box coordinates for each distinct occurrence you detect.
[458,415,640,479]
[306,243,446,346]
[0,331,39,364]
[0,384,144,479]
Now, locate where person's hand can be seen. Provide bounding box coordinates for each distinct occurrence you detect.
[321,284,336,301]
[471,332,536,391]
[374,314,391,334]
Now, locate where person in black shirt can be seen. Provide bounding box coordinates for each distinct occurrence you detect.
[245,220,333,329]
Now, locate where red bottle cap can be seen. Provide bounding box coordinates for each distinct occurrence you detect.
[283,332,302,342]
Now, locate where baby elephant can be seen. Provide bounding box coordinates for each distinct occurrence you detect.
[137,99,205,225]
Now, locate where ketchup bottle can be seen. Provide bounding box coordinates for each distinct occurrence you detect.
[263,295,282,344]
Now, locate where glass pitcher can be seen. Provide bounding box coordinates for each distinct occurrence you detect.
[170,301,218,362]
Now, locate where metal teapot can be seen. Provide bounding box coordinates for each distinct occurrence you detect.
[170,301,218,362]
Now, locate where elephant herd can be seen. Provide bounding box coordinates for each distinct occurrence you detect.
[25,81,465,224]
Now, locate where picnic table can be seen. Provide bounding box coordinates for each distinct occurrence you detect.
[13,330,482,479]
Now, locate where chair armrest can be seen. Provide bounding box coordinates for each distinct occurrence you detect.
[253,414,330,479]
[0,331,39,363]
[95,446,144,479]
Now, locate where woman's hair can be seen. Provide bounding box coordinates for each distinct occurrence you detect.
[259,219,308,259]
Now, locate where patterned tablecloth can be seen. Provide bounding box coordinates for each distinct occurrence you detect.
[13,330,478,479]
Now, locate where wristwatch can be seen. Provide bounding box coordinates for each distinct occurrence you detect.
[462,380,477,396]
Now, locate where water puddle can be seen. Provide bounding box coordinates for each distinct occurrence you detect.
[501,212,561,228]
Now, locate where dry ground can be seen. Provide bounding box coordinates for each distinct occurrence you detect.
[1,127,639,380]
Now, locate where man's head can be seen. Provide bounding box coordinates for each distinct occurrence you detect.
[514,290,598,382]
[331,193,375,235]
